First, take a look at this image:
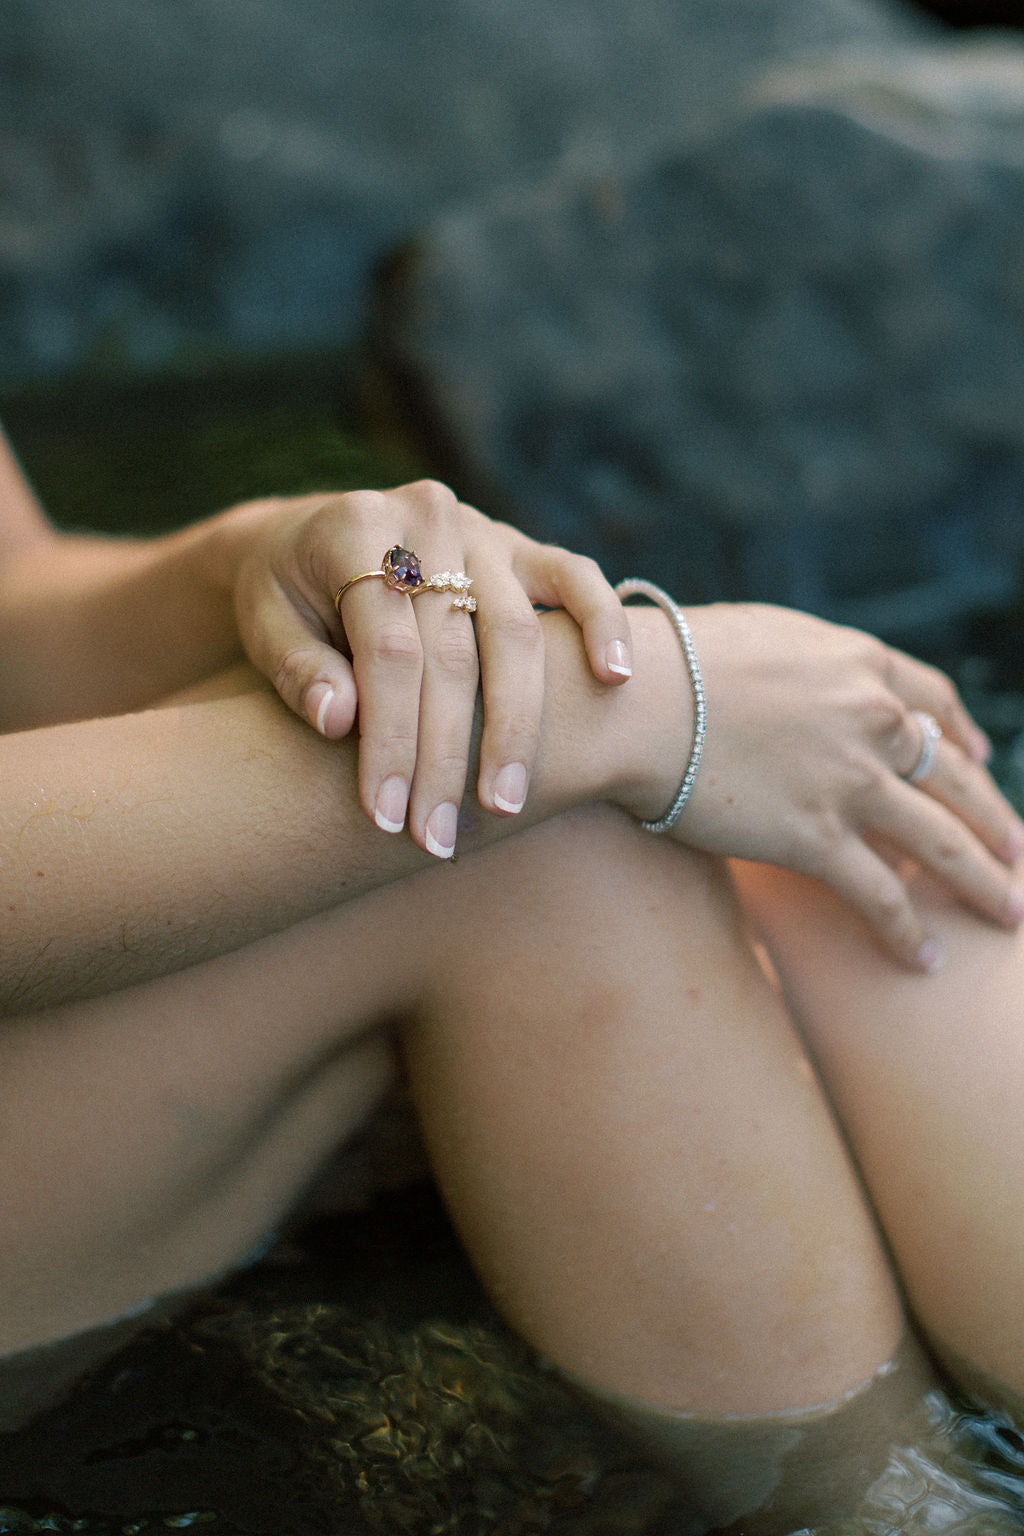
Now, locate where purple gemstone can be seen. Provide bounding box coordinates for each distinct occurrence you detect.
[384,545,423,590]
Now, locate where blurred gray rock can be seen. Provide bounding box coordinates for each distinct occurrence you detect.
[0,0,925,385]
[376,42,1024,637]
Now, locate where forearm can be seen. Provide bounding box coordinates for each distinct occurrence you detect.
[0,503,269,730]
[0,607,688,1016]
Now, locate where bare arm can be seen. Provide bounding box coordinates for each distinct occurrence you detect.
[2,429,1021,991]
[0,461,636,852]
[0,481,254,731]
[0,607,682,1017]
[0,431,51,551]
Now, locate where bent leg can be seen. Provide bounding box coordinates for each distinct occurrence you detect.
[0,788,929,1527]
[733,856,1024,1416]
[0,888,418,1357]
[402,808,930,1528]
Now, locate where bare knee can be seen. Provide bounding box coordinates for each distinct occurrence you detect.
[421,803,733,991]
[404,806,903,1416]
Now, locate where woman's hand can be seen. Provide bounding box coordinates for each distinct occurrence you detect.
[645,603,1024,969]
[230,481,632,856]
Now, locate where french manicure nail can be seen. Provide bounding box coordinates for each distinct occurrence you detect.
[917,938,946,975]
[493,762,527,814]
[374,775,409,834]
[309,683,334,736]
[425,802,458,859]
[606,639,632,678]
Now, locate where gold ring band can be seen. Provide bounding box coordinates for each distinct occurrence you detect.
[334,546,425,616]
[334,569,384,611]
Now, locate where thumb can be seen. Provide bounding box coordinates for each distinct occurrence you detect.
[237,578,358,738]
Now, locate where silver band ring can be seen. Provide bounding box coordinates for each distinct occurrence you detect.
[905,710,942,783]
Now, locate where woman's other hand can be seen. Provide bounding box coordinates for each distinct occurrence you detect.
[644,603,1024,970]
[231,481,632,856]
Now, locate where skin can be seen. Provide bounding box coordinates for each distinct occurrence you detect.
[3,429,1024,1526]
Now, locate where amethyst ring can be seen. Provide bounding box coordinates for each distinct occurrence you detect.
[334,546,477,616]
[334,545,426,612]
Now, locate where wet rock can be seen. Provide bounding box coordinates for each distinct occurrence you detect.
[376,41,1024,636]
[0,0,924,385]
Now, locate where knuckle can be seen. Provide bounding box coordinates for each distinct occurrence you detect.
[429,747,472,784]
[854,756,893,802]
[489,707,541,756]
[431,626,480,680]
[569,551,605,585]
[376,727,419,761]
[538,537,575,564]
[856,684,905,741]
[484,606,544,651]
[925,664,958,710]
[870,880,908,928]
[941,755,970,796]
[406,478,457,525]
[320,488,382,535]
[272,645,320,701]
[369,622,422,671]
[306,493,383,581]
[801,800,847,855]
[872,637,903,685]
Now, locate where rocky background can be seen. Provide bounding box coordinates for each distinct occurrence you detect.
[2,0,1024,639]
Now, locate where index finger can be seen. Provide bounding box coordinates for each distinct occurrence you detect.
[512,539,634,685]
[471,575,546,817]
[802,833,942,973]
[340,579,424,834]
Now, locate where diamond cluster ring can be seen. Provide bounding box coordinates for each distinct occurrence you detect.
[413,570,477,613]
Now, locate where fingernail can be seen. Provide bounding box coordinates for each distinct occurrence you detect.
[493,762,527,814]
[425,802,458,859]
[917,938,946,974]
[606,639,632,678]
[374,775,409,834]
[1007,827,1024,862]
[1008,884,1024,924]
[972,731,993,764]
[309,683,334,736]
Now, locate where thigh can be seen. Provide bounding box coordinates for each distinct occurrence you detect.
[733,857,1024,1408]
[402,807,905,1415]
[2,798,904,1429]
[0,873,431,1354]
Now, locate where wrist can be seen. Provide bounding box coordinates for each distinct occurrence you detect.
[183,496,282,596]
[615,581,706,833]
[531,604,694,826]
[611,604,697,826]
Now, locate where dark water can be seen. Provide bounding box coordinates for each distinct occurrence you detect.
[3,1186,1024,1536]
[3,367,1024,1534]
